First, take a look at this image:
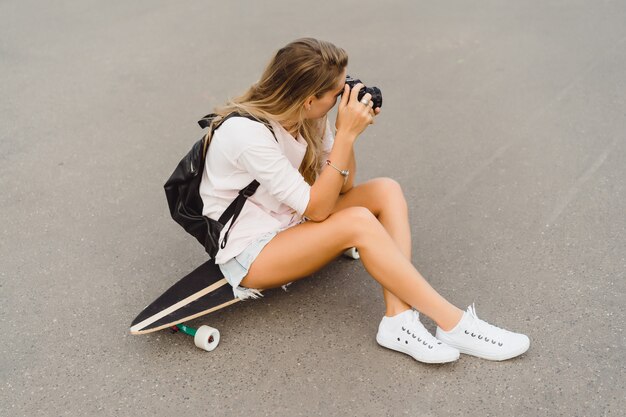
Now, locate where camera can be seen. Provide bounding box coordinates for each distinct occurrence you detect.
[344,75,383,109]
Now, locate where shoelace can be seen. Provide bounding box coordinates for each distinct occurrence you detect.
[400,310,442,348]
[464,303,506,346]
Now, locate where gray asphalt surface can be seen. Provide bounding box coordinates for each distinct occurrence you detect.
[1,1,625,416]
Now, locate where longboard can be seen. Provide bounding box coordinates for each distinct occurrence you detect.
[130,247,360,351]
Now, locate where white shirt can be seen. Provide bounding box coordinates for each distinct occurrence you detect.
[199,116,334,264]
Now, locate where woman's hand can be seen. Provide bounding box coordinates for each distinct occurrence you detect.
[335,83,380,140]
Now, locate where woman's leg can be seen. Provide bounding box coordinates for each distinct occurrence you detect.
[241,206,463,331]
[328,178,414,317]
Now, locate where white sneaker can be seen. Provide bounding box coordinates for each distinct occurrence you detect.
[435,304,530,361]
[376,309,460,364]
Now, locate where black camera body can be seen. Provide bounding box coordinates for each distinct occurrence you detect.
[345,75,383,109]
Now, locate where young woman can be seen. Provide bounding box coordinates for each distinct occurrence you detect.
[199,38,530,363]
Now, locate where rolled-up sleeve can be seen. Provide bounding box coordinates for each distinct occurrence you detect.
[237,139,311,216]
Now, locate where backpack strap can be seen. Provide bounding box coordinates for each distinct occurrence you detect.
[198,112,276,138]
[198,113,217,129]
[217,180,260,250]
[198,111,279,252]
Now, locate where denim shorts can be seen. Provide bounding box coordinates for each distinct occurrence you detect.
[218,231,279,291]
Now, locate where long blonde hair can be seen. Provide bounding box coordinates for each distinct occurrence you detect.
[206,38,348,185]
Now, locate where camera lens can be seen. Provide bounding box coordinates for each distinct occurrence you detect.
[367,87,383,109]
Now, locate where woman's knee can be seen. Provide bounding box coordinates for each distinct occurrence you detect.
[371,177,409,214]
[330,206,385,246]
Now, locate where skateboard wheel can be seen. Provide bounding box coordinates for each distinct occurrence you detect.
[343,247,360,260]
[194,325,220,352]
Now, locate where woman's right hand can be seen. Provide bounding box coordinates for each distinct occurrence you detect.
[335,83,376,140]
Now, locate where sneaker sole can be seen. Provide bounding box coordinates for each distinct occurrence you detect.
[376,334,460,364]
[440,338,530,361]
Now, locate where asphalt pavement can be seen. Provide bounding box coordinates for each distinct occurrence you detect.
[1,1,625,416]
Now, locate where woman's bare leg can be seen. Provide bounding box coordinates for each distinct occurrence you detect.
[328,178,414,317]
[241,205,463,331]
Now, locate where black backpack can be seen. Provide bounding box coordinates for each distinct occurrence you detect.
[164,112,277,259]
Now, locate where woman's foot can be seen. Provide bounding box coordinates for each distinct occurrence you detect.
[376,309,460,364]
[435,304,530,361]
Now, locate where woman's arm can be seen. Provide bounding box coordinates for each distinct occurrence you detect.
[338,91,381,195]
[305,83,373,221]
[339,146,355,194]
[304,131,355,221]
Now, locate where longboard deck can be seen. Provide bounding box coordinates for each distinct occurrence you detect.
[130,259,246,335]
[130,248,359,336]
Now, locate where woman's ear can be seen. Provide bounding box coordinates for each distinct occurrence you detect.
[304,96,315,111]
